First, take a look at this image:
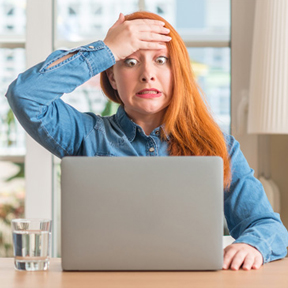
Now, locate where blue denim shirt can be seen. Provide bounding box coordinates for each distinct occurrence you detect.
[6,40,288,263]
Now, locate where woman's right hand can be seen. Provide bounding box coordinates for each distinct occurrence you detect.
[103,13,171,61]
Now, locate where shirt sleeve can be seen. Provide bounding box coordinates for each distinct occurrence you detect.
[224,134,288,263]
[5,41,115,158]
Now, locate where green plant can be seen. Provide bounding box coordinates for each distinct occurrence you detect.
[0,194,24,257]
[101,100,119,116]
[5,162,25,182]
[5,108,16,147]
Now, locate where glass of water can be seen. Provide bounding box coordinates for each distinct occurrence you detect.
[11,219,52,271]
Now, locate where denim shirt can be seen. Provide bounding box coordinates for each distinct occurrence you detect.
[6,40,288,263]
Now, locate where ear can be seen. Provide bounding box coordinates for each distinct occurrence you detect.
[106,67,117,90]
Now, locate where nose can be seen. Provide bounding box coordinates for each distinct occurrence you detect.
[140,75,155,82]
[140,62,155,83]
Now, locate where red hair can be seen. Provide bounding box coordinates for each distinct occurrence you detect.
[100,11,231,189]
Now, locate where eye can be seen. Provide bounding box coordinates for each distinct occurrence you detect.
[124,58,138,67]
[155,56,168,65]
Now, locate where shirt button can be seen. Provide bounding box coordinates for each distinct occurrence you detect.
[155,130,159,135]
[149,147,155,152]
[138,128,142,133]
[88,45,94,49]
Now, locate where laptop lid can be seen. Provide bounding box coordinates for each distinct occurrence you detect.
[61,156,223,271]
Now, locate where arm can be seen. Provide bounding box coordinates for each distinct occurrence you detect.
[6,41,115,158]
[223,135,288,270]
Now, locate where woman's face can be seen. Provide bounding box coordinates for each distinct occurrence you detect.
[107,46,173,122]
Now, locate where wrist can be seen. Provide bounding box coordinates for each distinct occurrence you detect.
[103,40,119,61]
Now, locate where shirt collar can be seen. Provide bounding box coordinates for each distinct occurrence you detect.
[115,105,137,142]
[161,126,170,140]
[115,105,170,142]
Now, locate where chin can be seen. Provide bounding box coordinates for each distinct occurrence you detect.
[140,108,164,115]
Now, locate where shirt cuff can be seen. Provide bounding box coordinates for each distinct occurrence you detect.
[76,41,116,76]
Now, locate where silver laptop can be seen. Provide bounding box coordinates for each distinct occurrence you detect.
[61,156,223,271]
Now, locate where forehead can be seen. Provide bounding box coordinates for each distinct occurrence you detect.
[126,46,169,59]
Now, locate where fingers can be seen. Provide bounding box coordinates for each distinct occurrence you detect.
[121,21,171,50]
[140,26,171,38]
[104,16,172,61]
[110,13,125,29]
[136,24,169,35]
[229,250,251,271]
[137,30,171,41]
[242,254,255,270]
[136,32,171,50]
[138,41,168,50]
[126,18,166,27]
[251,254,263,270]
[123,21,170,39]
[223,243,263,271]
[113,16,169,36]
[223,246,237,270]
[119,13,125,23]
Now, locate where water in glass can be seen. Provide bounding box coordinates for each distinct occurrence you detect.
[12,230,51,271]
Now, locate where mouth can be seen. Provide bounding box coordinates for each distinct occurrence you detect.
[136,88,162,98]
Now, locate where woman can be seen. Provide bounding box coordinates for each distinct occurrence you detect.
[6,11,288,270]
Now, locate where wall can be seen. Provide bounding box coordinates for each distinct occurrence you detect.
[231,0,288,231]
[231,0,258,175]
[270,136,288,229]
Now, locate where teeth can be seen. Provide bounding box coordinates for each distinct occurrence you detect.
[138,91,158,95]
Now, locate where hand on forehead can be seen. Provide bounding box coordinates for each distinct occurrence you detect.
[104,13,172,62]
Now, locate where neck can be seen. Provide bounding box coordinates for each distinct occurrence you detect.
[124,109,164,135]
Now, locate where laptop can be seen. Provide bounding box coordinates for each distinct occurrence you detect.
[61,156,223,271]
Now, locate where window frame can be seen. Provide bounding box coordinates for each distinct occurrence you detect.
[25,0,54,253]
[230,0,258,175]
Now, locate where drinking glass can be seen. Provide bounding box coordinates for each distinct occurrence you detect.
[11,219,52,271]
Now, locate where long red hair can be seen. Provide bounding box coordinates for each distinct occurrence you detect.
[100,11,231,189]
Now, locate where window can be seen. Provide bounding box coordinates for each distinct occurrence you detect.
[187,47,230,134]
[0,48,26,155]
[0,0,26,257]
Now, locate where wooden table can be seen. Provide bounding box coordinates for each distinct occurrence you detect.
[1,257,288,288]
